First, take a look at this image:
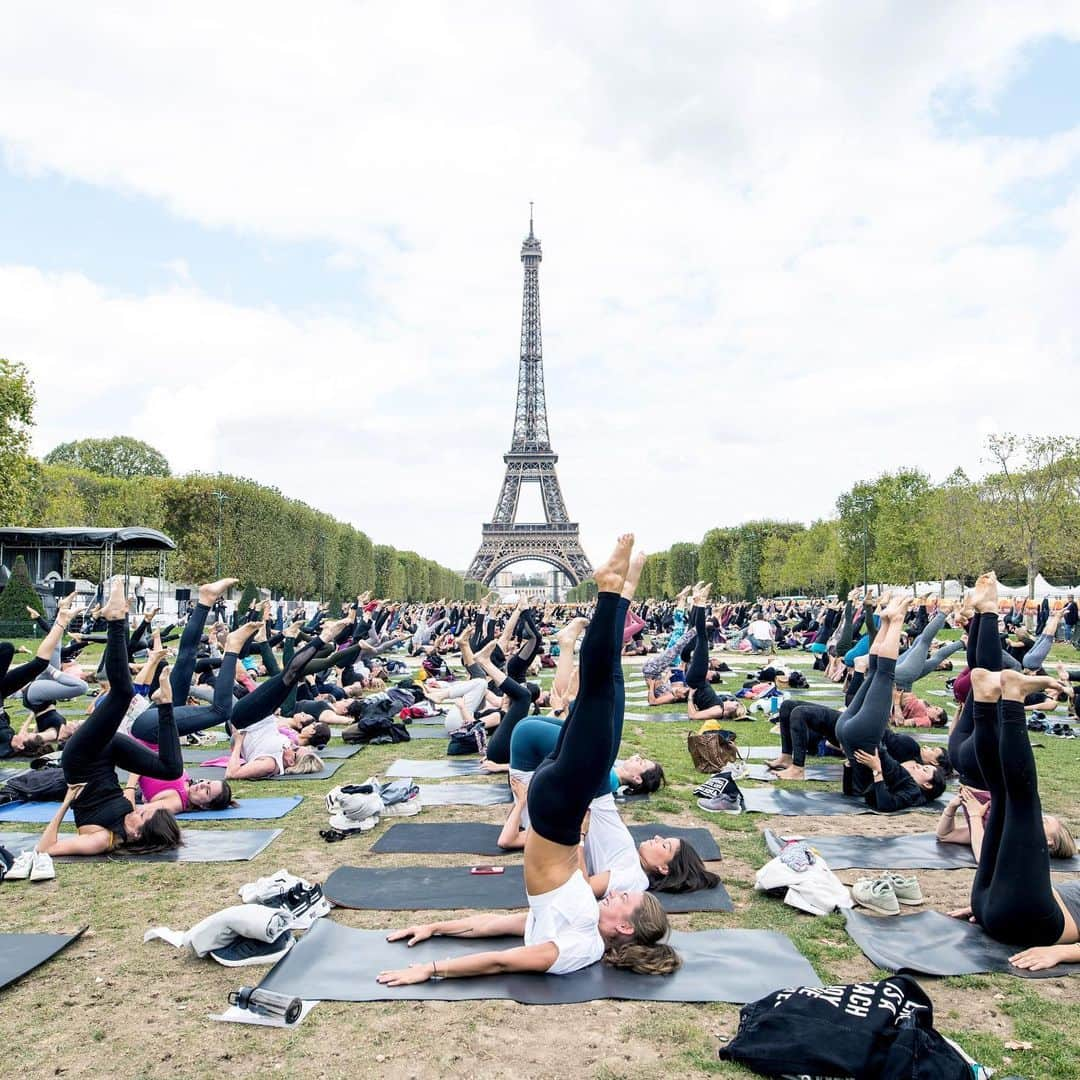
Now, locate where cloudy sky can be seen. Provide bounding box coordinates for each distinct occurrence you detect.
[3,3,1080,573]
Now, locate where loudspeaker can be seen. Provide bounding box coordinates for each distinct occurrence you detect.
[53,580,77,598]
[175,588,191,603]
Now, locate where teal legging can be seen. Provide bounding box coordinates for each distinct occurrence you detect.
[509,717,619,795]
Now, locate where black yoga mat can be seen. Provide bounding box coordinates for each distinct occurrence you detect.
[324,864,733,913]
[740,788,945,817]
[843,908,1080,979]
[181,759,346,782]
[765,829,1080,872]
[386,758,489,779]
[743,762,844,783]
[371,822,723,861]
[0,928,87,991]
[181,744,361,762]
[0,828,281,863]
[258,920,816,1004]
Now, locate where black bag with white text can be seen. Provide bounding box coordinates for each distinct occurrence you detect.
[718,976,970,1079]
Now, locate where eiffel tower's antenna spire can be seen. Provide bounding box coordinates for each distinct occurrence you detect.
[529,201,534,237]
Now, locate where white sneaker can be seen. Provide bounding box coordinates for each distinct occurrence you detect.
[30,852,56,882]
[6,850,36,881]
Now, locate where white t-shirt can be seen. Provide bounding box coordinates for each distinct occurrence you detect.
[524,870,604,975]
[748,619,774,640]
[510,767,533,831]
[240,716,287,776]
[584,794,649,896]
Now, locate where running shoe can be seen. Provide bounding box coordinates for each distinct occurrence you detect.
[30,852,56,882]
[851,877,899,915]
[210,930,295,967]
[6,850,35,881]
[697,794,744,815]
[883,873,924,906]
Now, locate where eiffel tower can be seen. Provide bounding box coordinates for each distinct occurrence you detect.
[466,210,593,589]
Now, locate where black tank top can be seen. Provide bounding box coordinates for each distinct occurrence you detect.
[72,777,129,842]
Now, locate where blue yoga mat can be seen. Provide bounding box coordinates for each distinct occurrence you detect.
[0,795,302,823]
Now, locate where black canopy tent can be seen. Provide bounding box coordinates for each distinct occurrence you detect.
[0,527,175,607]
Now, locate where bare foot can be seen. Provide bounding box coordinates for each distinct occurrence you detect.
[958,589,974,621]
[971,572,999,614]
[480,759,509,774]
[773,765,805,781]
[321,616,351,641]
[476,638,499,662]
[156,664,173,704]
[199,578,239,606]
[1000,669,1068,702]
[556,617,589,648]
[622,551,646,600]
[226,621,261,653]
[1044,612,1062,637]
[766,754,792,769]
[882,592,912,622]
[594,534,633,592]
[101,578,129,621]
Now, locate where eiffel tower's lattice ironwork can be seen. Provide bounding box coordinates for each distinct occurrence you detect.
[467,212,592,587]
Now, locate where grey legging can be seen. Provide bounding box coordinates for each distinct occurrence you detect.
[642,627,696,680]
[894,613,966,690]
[25,640,88,706]
[1021,633,1054,671]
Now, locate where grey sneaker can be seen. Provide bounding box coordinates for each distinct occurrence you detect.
[884,873,924,906]
[697,794,743,815]
[851,877,899,915]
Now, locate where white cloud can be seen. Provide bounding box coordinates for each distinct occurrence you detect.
[3,3,1080,572]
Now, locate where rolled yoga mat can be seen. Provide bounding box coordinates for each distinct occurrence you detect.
[738,788,946,817]
[765,828,1080,872]
[324,864,733,913]
[0,828,282,863]
[371,821,723,860]
[0,796,302,824]
[0,928,87,992]
[256,920,816,1004]
[843,902,1080,980]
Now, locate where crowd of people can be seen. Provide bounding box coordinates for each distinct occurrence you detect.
[2,549,1079,978]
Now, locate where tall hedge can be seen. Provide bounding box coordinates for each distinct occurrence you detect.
[0,555,42,636]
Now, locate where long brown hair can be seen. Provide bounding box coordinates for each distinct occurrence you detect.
[122,807,182,854]
[647,841,720,893]
[603,892,681,975]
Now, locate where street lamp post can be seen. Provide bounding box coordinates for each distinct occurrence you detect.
[211,491,229,577]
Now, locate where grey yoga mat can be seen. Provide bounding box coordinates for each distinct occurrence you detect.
[257,920,816,1004]
[743,762,845,783]
[371,822,723,860]
[407,726,451,740]
[418,783,513,807]
[181,744,361,762]
[324,864,733,913]
[740,789,945,816]
[765,829,1080,872]
[623,711,687,724]
[180,759,347,782]
[386,758,489,779]
[0,828,282,863]
[843,907,1080,979]
[0,928,87,991]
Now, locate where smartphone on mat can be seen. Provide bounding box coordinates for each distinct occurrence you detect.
[470,865,504,875]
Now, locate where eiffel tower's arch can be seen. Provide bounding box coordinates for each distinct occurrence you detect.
[467,213,592,588]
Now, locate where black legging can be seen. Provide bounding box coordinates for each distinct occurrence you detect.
[62,619,183,828]
[833,601,856,656]
[528,590,619,847]
[835,655,895,759]
[970,691,1064,946]
[686,604,722,710]
[779,700,839,766]
[131,650,240,741]
[506,608,541,682]
[0,642,48,701]
[482,676,534,765]
[949,612,1004,788]
[230,636,323,731]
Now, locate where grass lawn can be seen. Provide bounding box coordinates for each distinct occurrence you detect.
[3,633,1079,1079]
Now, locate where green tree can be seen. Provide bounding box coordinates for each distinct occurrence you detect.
[0,555,43,636]
[836,481,879,588]
[982,434,1080,596]
[665,542,698,596]
[0,357,37,525]
[925,468,987,591]
[45,436,172,479]
[873,469,932,590]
